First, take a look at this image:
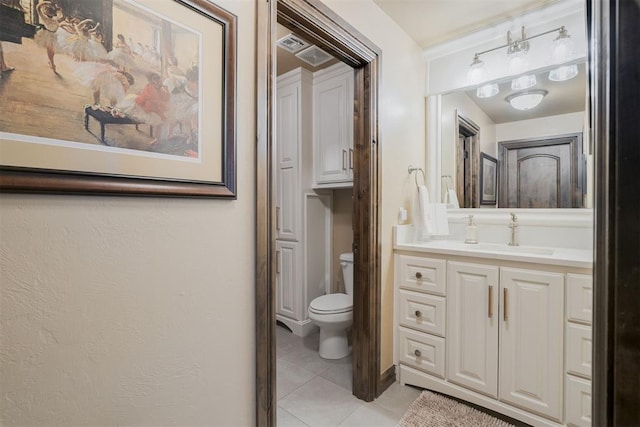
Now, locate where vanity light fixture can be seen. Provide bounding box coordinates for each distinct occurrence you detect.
[467,25,577,87]
[506,90,548,110]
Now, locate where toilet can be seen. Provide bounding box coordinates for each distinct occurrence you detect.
[308,252,354,359]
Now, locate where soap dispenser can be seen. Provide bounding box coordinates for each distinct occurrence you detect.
[465,215,478,244]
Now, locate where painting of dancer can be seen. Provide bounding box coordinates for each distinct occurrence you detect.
[0,0,203,160]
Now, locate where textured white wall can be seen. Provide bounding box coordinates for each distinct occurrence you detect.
[320,0,426,373]
[0,1,256,425]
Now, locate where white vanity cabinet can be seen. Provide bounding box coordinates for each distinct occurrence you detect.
[395,249,593,427]
[312,63,354,188]
[275,68,332,336]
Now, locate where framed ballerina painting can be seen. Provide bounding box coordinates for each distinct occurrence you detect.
[0,0,236,198]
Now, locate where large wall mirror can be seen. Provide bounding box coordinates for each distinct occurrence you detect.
[425,1,591,209]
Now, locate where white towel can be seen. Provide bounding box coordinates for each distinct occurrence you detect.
[446,189,460,208]
[414,185,434,239]
[414,185,450,239]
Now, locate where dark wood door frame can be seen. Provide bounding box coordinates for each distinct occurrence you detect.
[497,133,584,208]
[455,113,480,208]
[256,1,383,425]
[591,0,640,425]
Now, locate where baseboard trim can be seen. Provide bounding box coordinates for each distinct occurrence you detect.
[378,365,396,397]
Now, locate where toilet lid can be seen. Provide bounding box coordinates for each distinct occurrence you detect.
[309,294,353,314]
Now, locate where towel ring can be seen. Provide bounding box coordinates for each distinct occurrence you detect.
[408,165,426,188]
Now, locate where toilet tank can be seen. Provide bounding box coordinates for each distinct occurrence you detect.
[340,252,354,295]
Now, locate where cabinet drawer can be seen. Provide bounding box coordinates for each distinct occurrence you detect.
[566,376,592,427]
[398,326,445,378]
[396,255,446,296]
[398,289,446,337]
[566,323,592,379]
[567,273,593,325]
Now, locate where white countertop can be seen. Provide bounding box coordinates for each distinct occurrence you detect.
[394,239,593,269]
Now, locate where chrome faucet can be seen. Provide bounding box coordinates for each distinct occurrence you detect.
[508,213,519,246]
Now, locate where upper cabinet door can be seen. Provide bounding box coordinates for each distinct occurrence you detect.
[447,261,499,398]
[499,267,564,421]
[313,64,354,187]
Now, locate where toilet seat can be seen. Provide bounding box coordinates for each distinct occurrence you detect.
[309,293,353,314]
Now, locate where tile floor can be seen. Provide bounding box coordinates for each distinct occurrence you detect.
[276,325,422,427]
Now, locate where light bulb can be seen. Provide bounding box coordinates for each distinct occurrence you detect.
[551,28,575,63]
[508,49,529,75]
[467,55,488,85]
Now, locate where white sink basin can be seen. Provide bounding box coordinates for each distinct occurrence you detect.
[465,243,555,256]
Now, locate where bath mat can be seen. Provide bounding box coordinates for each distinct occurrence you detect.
[396,390,515,427]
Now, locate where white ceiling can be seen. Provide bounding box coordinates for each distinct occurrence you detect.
[373,0,559,48]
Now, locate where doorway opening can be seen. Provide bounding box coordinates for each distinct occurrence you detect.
[256,0,384,425]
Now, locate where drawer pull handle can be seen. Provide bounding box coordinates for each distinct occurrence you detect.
[488,285,493,318]
[503,288,508,322]
[414,310,422,318]
[414,349,422,358]
[415,272,422,279]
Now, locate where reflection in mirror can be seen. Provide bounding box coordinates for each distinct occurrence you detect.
[426,1,592,209]
[440,64,588,208]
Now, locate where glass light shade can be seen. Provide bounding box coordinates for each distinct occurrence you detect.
[506,90,548,110]
[476,83,499,98]
[549,64,578,81]
[467,57,488,85]
[551,33,575,63]
[511,74,536,90]
[508,50,529,75]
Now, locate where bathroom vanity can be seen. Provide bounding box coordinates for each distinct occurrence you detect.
[393,214,593,427]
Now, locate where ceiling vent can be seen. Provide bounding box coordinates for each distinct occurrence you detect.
[276,34,309,54]
[295,45,333,67]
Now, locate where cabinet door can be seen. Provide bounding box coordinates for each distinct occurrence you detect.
[499,268,564,421]
[276,241,301,320]
[313,69,353,185]
[447,262,499,398]
[276,81,300,240]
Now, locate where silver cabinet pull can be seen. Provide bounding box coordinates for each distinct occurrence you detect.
[488,285,494,318]
[415,272,422,279]
[415,310,422,318]
[276,207,280,231]
[503,288,508,322]
[276,251,280,274]
[414,349,422,358]
[342,149,347,170]
[349,148,354,170]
